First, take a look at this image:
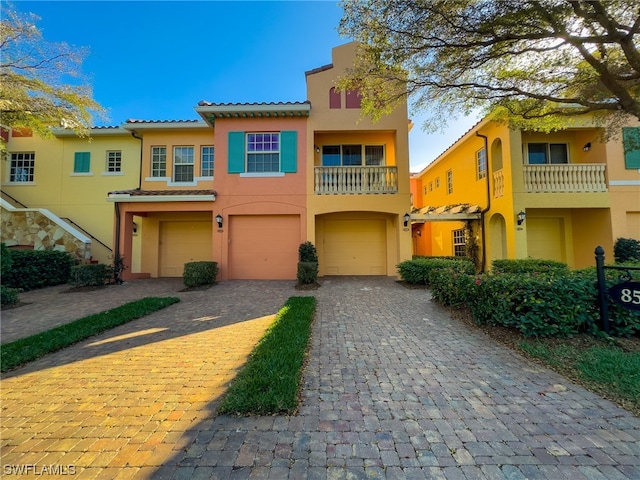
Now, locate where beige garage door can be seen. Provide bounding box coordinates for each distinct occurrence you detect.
[228,215,300,280]
[159,221,213,277]
[323,219,386,275]
[526,217,566,263]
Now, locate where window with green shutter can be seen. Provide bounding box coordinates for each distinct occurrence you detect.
[74,152,90,173]
[623,127,640,169]
[227,131,297,174]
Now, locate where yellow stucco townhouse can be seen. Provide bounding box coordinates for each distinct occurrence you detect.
[1,126,140,264]
[410,114,640,270]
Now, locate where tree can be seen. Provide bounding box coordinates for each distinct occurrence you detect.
[0,3,106,144]
[338,0,640,132]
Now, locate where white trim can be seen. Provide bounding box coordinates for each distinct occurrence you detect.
[70,172,94,177]
[106,195,215,203]
[1,182,36,186]
[609,180,640,186]
[240,172,285,178]
[101,172,124,176]
[145,176,170,182]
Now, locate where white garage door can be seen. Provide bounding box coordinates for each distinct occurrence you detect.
[228,215,300,280]
[323,219,387,275]
[159,221,213,277]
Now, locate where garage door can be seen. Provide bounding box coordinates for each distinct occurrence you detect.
[159,221,213,277]
[228,215,300,280]
[526,217,566,263]
[323,219,386,275]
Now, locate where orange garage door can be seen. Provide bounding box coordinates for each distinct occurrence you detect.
[228,215,300,279]
[323,219,387,275]
[159,221,213,277]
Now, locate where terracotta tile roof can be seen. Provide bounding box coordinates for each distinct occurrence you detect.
[108,189,216,197]
[196,101,310,108]
[125,119,202,124]
[305,63,333,76]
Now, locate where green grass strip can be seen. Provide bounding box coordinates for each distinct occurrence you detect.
[1,297,180,372]
[217,296,316,415]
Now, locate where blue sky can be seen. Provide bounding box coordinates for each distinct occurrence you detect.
[10,0,480,171]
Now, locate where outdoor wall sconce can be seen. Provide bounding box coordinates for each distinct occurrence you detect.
[132,222,138,234]
[517,211,526,226]
[216,214,223,228]
[403,213,410,227]
[583,142,591,151]
[314,145,320,153]
[416,229,422,236]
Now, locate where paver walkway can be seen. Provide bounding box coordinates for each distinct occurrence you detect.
[1,277,639,479]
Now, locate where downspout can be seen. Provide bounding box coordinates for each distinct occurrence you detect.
[131,130,143,190]
[114,201,122,284]
[476,132,490,272]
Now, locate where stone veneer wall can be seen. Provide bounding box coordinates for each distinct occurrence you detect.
[1,208,91,263]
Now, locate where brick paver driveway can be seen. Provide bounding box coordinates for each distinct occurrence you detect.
[1,276,639,479]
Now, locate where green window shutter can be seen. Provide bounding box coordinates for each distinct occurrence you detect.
[280,131,297,173]
[74,152,90,172]
[623,127,640,169]
[228,131,245,173]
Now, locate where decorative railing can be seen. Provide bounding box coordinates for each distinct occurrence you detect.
[314,166,398,194]
[523,164,607,193]
[493,170,505,198]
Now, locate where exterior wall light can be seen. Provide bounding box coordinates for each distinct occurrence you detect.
[403,213,410,227]
[583,142,591,151]
[216,214,223,228]
[517,211,526,226]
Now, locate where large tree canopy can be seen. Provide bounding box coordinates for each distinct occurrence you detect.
[338,0,640,132]
[0,4,106,143]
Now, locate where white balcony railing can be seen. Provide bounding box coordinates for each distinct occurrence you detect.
[314,166,398,194]
[493,170,505,198]
[523,164,607,193]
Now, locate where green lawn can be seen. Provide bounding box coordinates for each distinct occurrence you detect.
[217,296,316,415]
[1,297,180,372]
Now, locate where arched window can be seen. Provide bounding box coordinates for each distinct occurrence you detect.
[329,87,341,109]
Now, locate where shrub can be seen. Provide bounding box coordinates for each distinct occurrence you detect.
[183,261,218,287]
[69,264,111,287]
[1,285,20,307]
[491,258,569,275]
[299,241,318,262]
[1,243,12,277]
[467,272,596,337]
[2,250,74,291]
[428,269,476,307]
[397,257,475,285]
[297,262,319,285]
[614,237,640,263]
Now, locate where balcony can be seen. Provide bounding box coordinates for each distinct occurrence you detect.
[523,164,607,193]
[314,166,398,194]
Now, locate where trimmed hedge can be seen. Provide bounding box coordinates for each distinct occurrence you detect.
[297,262,318,284]
[614,237,640,263]
[428,267,640,338]
[70,264,112,287]
[2,250,74,291]
[491,258,569,275]
[397,257,475,285]
[183,261,218,287]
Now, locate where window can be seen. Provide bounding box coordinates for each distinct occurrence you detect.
[201,146,214,176]
[73,152,90,173]
[429,181,433,192]
[623,127,640,169]
[527,143,568,164]
[435,177,440,188]
[423,186,427,195]
[151,146,166,177]
[247,133,279,172]
[106,151,121,173]
[173,146,194,182]
[453,229,466,257]
[345,89,361,108]
[446,169,453,194]
[9,152,35,182]
[476,148,487,180]
[228,131,297,174]
[321,145,385,166]
[329,87,341,109]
